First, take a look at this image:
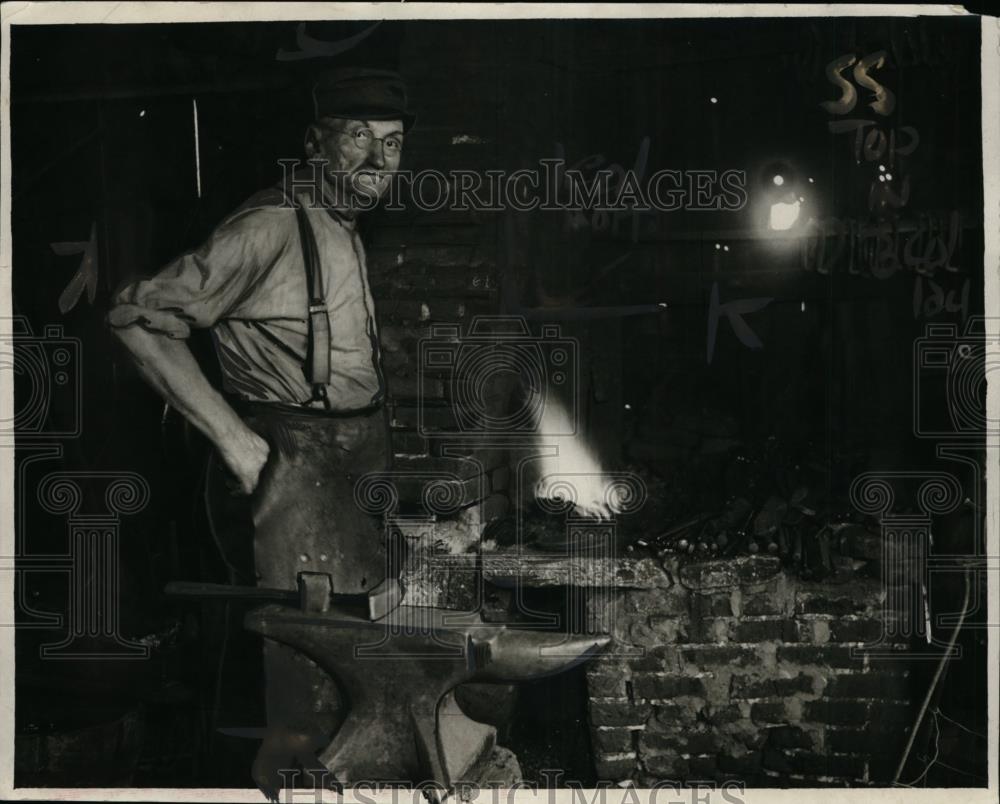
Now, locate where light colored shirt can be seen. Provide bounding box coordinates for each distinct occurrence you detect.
[108,184,385,410]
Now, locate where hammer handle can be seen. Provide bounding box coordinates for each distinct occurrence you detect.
[165,580,297,602]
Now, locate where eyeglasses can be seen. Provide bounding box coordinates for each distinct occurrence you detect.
[342,127,403,155]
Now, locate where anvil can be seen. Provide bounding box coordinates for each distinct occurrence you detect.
[243,598,610,792]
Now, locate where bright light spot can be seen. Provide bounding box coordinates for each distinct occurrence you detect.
[715,243,721,250]
[879,164,886,172]
[798,196,805,202]
[658,302,668,308]
[773,175,785,187]
[533,397,622,520]
[723,245,730,252]
[624,403,632,410]
[710,97,718,104]
[769,199,801,231]
[139,110,146,117]
[807,177,815,183]
[801,301,806,312]
[879,175,886,183]
[886,173,893,181]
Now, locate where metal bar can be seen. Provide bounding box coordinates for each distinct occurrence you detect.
[164,580,297,602]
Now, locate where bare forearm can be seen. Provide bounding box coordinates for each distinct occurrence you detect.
[111,325,254,455]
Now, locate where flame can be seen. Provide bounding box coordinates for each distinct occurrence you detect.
[531,396,622,521]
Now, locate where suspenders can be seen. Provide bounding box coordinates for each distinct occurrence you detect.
[284,187,386,411]
[286,192,332,409]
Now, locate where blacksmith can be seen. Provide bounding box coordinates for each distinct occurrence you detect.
[108,67,414,779]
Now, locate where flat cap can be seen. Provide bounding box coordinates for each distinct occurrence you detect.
[312,66,416,132]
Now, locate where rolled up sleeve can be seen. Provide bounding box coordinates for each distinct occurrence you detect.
[108,206,287,338]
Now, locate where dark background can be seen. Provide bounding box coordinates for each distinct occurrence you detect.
[9,15,987,788]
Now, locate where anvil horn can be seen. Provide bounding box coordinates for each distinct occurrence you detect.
[243,603,612,790]
[470,630,610,682]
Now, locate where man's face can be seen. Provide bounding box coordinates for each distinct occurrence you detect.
[307,117,404,211]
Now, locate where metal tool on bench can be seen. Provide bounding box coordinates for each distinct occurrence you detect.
[166,571,404,619]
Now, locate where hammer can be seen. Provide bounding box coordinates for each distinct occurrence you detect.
[165,573,403,619]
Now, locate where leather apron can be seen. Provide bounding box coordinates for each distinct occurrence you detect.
[243,401,390,595]
[245,401,390,739]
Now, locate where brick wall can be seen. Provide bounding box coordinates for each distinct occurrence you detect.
[585,556,914,787]
[365,185,512,531]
